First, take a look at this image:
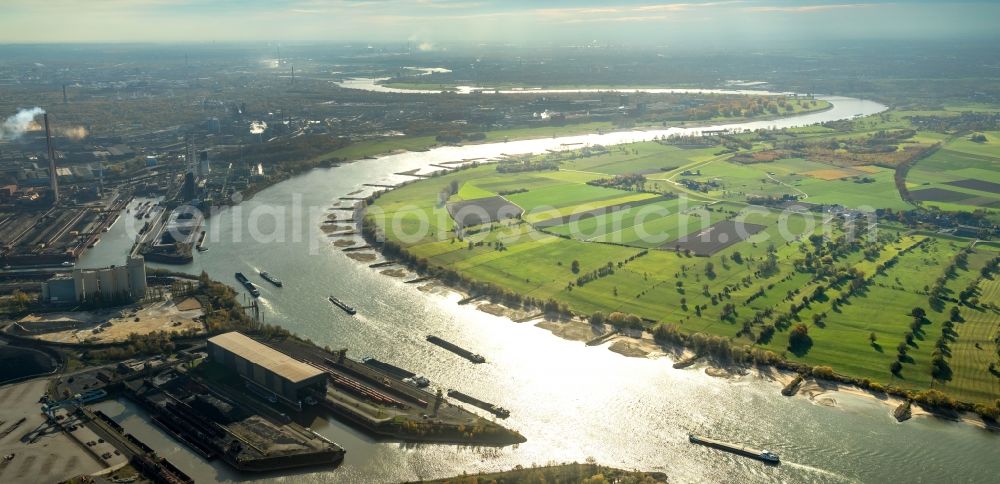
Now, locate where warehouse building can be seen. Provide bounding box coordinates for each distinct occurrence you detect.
[207,332,327,407]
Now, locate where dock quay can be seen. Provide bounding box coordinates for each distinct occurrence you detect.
[342,245,373,252]
[369,261,396,268]
[85,408,194,484]
[688,433,780,463]
[404,276,433,284]
[318,358,424,408]
[447,390,510,419]
[123,370,345,473]
[361,357,417,380]
[363,183,398,188]
[338,197,367,201]
[267,339,524,446]
[426,335,486,363]
[329,206,358,211]
[430,163,453,170]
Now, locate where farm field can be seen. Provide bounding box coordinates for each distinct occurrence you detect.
[366,108,1000,406]
[905,130,1000,213]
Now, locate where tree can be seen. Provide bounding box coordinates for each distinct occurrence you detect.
[571,260,581,274]
[890,361,903,375]
[911,307,926,319]
[869,332,877,344]
[788,323,812,354]
[705,261,716,278]
[589,311,605,325]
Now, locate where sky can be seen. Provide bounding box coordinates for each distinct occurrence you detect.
[0,1,996,45]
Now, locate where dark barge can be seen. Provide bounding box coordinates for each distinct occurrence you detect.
[329,295,357,315]
[426,335,485,363]
[688,433,780,464]
[235,272,261,298]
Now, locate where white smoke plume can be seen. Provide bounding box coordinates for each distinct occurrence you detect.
[58,126,89,140]
[0,107,45,141]
[250,121,267,135]
[0,108,88,141]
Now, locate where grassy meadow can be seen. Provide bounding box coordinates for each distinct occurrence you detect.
[365,106,1000,406]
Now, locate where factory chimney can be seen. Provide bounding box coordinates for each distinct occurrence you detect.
[44,113,60,204]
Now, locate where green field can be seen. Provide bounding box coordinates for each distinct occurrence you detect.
[366,107,1000,406]
[906,131,1000,212]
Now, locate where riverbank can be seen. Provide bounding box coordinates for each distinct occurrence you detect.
[337,226,1000,433]
[333,98,994,430]
[407,462,667,483]
[758,367,1000,430]
[230,87,836,207]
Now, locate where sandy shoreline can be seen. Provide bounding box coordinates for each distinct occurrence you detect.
[345,252,377,262]
[749,367,1000,430]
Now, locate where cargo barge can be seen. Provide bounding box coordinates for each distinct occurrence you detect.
[688,433,780,463]
[447,389,509,418]
[196,230,208,252]
[329,295,357,315]
[235,272,261,298]
[361,357,429,387]
[260,271,283,287]
[426,335,486,363]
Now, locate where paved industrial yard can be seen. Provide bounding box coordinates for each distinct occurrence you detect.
[0,378,103,483]
[16,296,204,344]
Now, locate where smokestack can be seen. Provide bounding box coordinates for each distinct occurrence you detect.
[62,84,67,104]
[44,113,59,204]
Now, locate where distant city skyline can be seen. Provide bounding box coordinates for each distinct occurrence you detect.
[0,1,996,45]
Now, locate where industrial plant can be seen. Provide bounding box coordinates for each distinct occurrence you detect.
[207,332,327,410]
[41,255,147,305]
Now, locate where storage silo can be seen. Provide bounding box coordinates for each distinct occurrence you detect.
[112,265,130,300]
[127,256,147,301]
[80,271,101,302]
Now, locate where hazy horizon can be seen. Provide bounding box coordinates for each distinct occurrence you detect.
[1,1,998,46]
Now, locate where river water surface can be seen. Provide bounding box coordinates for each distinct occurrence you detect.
[81,89,1000,483]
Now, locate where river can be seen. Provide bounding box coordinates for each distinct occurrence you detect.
[79,87,1000,483]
